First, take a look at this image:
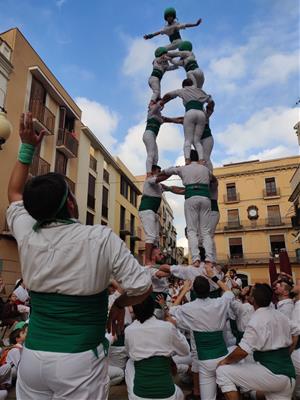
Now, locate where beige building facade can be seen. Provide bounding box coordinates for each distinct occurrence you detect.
[214,156,300,284]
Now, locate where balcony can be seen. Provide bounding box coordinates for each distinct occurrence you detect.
[120,220,131,235]
[216,217,292,233]
[57,128,78,158]
[266,217,283,227]
[217,251,298,266]
[263,188,280,199]
[29,99,55,135]
[30,156,50,177]
[89,155,97,172]
[224,220,243,230]
[224,193,240,204]
[65,177,76,194]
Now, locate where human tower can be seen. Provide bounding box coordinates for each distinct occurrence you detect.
[139,7,218,268]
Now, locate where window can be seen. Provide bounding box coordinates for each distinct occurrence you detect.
[229,237,243,259]
[130,214,135,235]
[101,220,107,226]
[130,189,137,207]
[265,178,277,196]
[226,183,237,202]
[103,169,109,184]
[102,187,109,219]
[87,174,96,210]
[270,234,285,256]
[89,155,97,172]
[55,150,67,175]
[120,206,126,231]
[120,176,129,199]
[267,205,281,226]
[86,212,94,225]
[227,209,240,228]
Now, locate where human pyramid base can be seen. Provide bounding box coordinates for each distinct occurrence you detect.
[2,6,300,400]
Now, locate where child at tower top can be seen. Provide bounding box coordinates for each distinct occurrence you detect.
[169,41,205,89]
[148,47,178,102]
[144,7,202,50]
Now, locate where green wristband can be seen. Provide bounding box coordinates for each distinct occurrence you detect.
[18,143,35,165]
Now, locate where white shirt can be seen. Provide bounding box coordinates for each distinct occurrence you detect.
[148,268,169,293]
[152,56,177,74]
[160,22,186,37]
[13,286,29,303]
[6,344,23,367]
[239,306,297,354]
[7,201,151,296]
[167,86,212,107]
[170,264,223,291]
[141,177,164,198]
[277,298,294,320]
[292,300,300,328]
[163,163,211,186]
[230,300,254,332]
[170,291,234,332]
[125,316,189,361]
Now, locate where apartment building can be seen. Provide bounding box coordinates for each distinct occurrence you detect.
[214,156,300,283]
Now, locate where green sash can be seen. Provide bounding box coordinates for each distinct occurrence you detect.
[202,124,212,139]
[151,68,163,80]
[139,195,161,213]
[185,60,199,72]
[193,331,227,360]
[185,183,210,199]
[211,199,219,212]
[145,117,161,136]
[169,30,181,43]
[26,290,108,353]
[185,100,203,112]
[253,347,296,379]
[134,356,175,398]
[229,319,243,344]
[151,292,167,309]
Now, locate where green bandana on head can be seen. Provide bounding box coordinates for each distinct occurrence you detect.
[179,41,193,51]
[164,7,176,20]
[155,47,167,58]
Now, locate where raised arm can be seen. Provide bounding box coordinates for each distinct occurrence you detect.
[144,30,162,40]
[8,113,44,204]
[161,90,179,106]
[162,116,184,124]
[184,18,202,28]
[205,264,230,293]
[162,185,185,195]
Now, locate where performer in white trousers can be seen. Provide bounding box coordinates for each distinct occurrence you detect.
[168,273,234,400]
[168,41,204,88]
[125,296,190,400]
[7,113,152,400]
[144,7,202,51]
[143,100,183,176]
[201,123,214,172]
[291,286,300,399]
[148,47,178,101]
[216,283,298,400]
[161,78,214,164]
[139,165,169,265]
[158,150,214,266]
[274,280,294,319]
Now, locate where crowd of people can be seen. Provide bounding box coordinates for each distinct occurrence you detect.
[1,6,299,400]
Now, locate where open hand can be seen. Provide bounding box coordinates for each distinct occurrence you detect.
[106,304,125,336]
[156,294,166,306]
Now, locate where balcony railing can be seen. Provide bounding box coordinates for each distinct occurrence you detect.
[30,156,50,177]
[217,251,298,265]
[224,192,240,203]
[89,155,97,172]
[263,188,281,198]
[57,128,78,158]
[216,217,292,232]
[29,99,55,135]
[65,177,76,194]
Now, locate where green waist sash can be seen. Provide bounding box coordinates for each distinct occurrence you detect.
[169,30,181,43]
[229,319,243,344]
[185,100,204,112]
[185,60,199,72]
[151,68,164,81]
[151,291,167,309]
[193,331,227,360]
[185,183,210,199]
[134,356,175,398]
[139,195,161,213]
[253,347,296,379]
[202,124,212,139]
[211,199,219,212]
[26,290,108,353]
[145,117,162,136]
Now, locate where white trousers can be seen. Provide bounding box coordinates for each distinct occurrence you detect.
[16,344,109,400]
[125,359,184,400]
[201,136,214,172]
[143,131,158,173]
[216,362,295,400]
[292,348,300,398]
[198,353,229,400]
[148,76,161,101]
[183,109,206,160]
[165,39,183,51]
[187,68,205,89]
[198,210,219,264]
[185,196,213,263]
[139,210,159,245]
[109,345,128,370]
[108,365,124,386]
